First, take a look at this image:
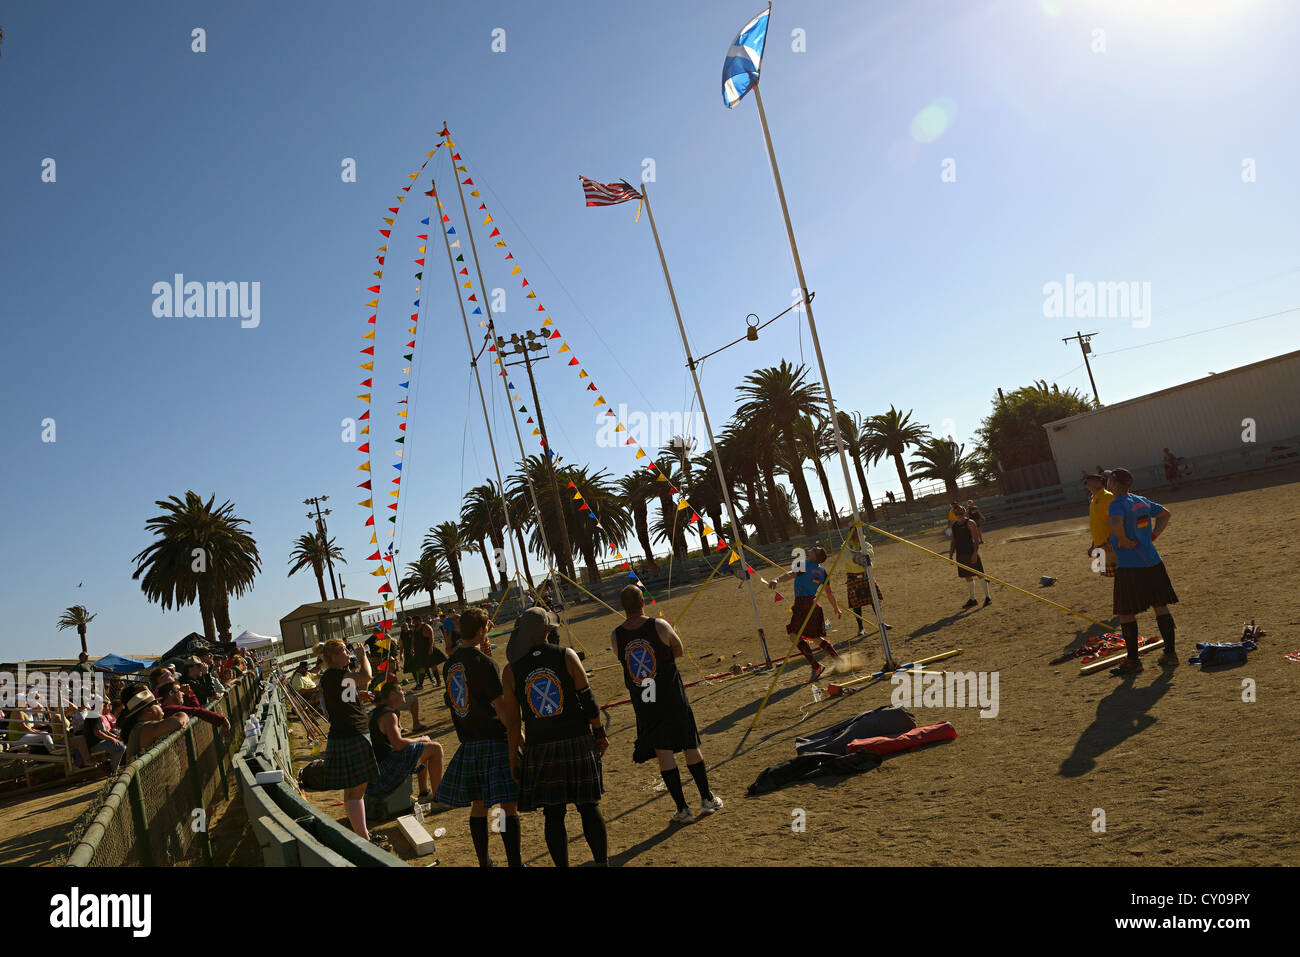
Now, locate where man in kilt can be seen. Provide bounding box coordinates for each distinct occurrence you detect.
[768,545,843,682]
[613,585,722,825]
[845,527,887,637]
[319,638,380,845]
[502,607,609,866]
[948,504,992,608]
[1107,468,1181,675]
[368,681,444,804]
[432,606,523,867]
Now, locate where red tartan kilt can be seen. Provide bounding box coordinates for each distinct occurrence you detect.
[846,572,882,608]
[787,596,826,640]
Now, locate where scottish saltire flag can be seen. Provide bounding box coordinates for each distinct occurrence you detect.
[722,7,770,108]
[579,176,642,206]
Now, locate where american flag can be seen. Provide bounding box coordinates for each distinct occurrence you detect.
[579,176,641,207]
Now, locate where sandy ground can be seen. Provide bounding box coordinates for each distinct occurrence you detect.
[285,467,1300,867]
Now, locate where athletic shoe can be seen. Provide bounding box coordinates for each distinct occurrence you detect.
[810,663,826,682]
[669,806,694,825]
[699,794,724,815]
[417,790,433,802]
[1110,659,1144,676]
[961,598,978,609]
[982,597,992,607]
[1156,653,1179,667]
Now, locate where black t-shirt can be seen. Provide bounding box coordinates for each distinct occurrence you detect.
[320,667,369,739]
[443,646,506,743]
[82,715,106,747]
[512,643,588,745]
[368,703,398,763]
[614,618,689,719]
[951,520,975,554]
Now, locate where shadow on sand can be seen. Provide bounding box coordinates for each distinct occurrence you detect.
[1058,669,1174,777]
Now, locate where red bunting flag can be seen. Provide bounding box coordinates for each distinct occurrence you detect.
[568,358,579,366]
[357,443,370,453]
[367,285,380,293]
[379,229,390,237]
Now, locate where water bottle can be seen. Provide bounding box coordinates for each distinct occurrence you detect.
[811,684,823,703]
[413,802,425,824]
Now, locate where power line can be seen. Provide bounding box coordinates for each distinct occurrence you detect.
[1096,306,1300,357]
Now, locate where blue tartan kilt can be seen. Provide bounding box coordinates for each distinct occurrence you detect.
[322,733,378,790]
[371,741,426,798]
[434,739,519,808]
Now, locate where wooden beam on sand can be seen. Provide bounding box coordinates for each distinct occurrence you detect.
[828,648,964,693]
[1078,639,1164,676]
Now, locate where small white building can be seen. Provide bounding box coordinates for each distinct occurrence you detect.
[1044,349,1300,482]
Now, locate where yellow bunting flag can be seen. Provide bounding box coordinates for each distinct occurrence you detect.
[462,281,472,289]
[360,425,369,435]
[615,424,625,432]
[510,266,521,276]
[358,462,371,471]
[635,449,646,459]
[385,600,396,611]
[483,215,493,226]
[594,396,606,406]
[702,525,714,536]
[366,300,378,307]
[359,362,374,370]
[542,317,553,327]
[573,491,582,500]
[677,499,690,511]
[578,370,589,379]
[531,428,541,435]
[398,409,407,418]
[357,393,371,403]
[362,330,375,340]
[358,499,372,508]
[383,217,394,226]
[557,343,570,353]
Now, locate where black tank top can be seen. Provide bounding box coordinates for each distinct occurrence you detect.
[512,643,588,745]
[368,703,397,762]
[951,520,975,554]
[614,618,688,717]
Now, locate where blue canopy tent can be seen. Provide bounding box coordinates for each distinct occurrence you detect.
[94,653,155,675]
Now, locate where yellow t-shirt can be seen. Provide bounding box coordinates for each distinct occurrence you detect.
[1089,489,1115,546]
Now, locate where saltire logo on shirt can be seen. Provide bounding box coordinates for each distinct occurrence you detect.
[525,669,564,718]
[447,663,469,716]
[624,639,658,684]
[1136,515,1151,529]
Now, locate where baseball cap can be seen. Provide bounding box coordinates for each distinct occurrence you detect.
[507,607,558,665]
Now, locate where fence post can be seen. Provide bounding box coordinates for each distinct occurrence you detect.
[126,772,154,866]
[183,725,214,866]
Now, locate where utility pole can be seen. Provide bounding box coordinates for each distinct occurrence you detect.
[498,330,575,584]
[1062,330,1101,405]
[304,496,339,600]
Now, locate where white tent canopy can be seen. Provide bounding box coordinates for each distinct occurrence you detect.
[233,629,278,649]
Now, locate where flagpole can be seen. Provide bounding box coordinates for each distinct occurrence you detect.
[432,177,529,613]
[446,130,577,650]
[641,183,772,667]
[749,82,896,670]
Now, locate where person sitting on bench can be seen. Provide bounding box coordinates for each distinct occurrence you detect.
[368,681,444,805]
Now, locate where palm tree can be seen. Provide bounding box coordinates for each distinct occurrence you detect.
[399,554,449,608]
[717,422,766,543]
[618,469,660,566]
[836,410,878,522]
[288,532,346,602]
[562,464,632,583]
[793,415,840,531]
[423,521,471,607]
[865,406,931,504]
[723,416,787,541]
[461,482,509,592]
[56,605,98,657]
[131,491,261,640]
[687,453,727,556]
[649,458,689,561]
[909,438,975,499]
[736,361,824,534]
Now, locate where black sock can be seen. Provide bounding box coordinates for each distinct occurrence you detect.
[577,802,608,865]
[1155,614,1176,655]
[469,815,490,867]
[502,814,523,867]
[542,805,569,868]
[1121,621,1141,662]
[852,608,863,628]
[661,767,688,810]
[686,760,713,802]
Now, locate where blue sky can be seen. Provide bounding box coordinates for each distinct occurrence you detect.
[2,0,1298,659]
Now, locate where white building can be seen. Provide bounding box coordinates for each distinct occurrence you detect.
[1044,349,1300,483]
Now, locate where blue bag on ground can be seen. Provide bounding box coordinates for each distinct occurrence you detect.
[1189,640,1257,668]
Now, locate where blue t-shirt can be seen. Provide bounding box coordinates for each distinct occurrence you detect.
[1108,493,1165,568]
[793,561,827,598]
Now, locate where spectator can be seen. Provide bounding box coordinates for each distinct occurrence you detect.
[368,681,444,804]
[6,696,55,754]
[74,652,96,676]
[1084,472,1117,577]
[81,697,126,770]
[289,661,322,710]
[117,685,190,762]
[965,500,986,526]
[1162,448,1181,490]
[154,679,230,730]
[418,615,446,689]
[183,657,223,706]
[199,652,227,697]
[319,638,380,845]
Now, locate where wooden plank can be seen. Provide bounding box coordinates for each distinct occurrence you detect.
[395,814,436,856]
[1079,638,1164,675]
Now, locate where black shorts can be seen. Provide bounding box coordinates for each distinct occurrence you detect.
[1113,562,1179,616]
